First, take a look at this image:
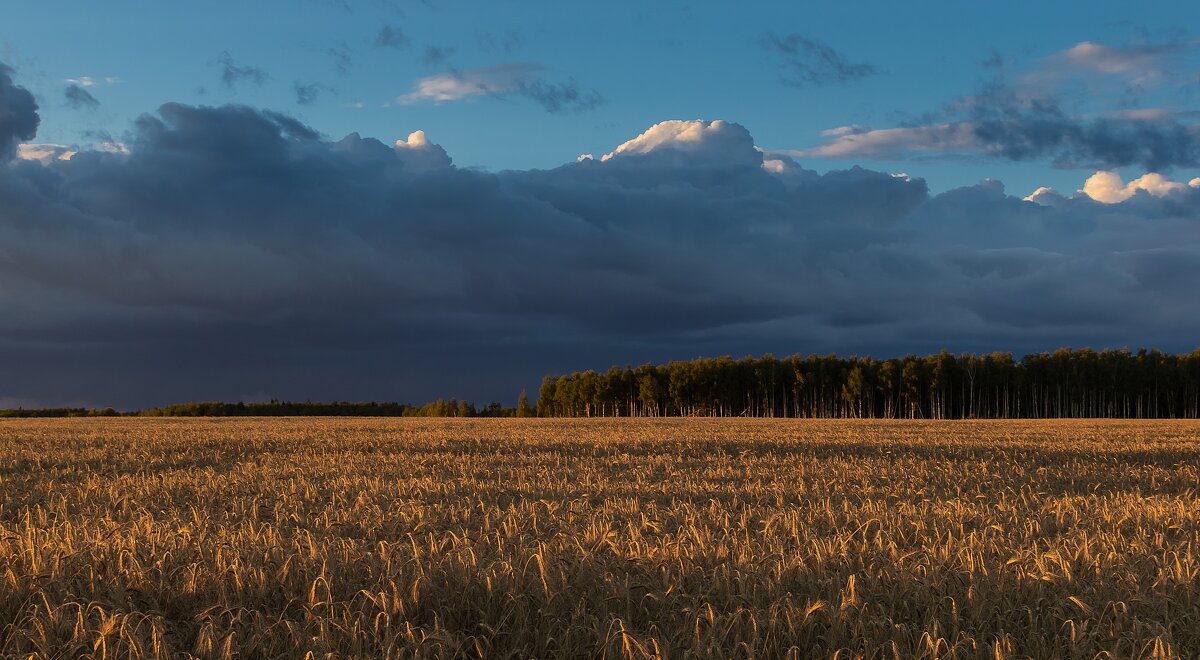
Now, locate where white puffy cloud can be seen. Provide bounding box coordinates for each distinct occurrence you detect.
[600,119,763,168]
[1080,170,1195,203]
[393,130,452,171]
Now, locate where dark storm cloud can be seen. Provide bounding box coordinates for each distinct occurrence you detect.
[214,51,269,89]
[2,62,1200,407]
[0,63,38,158]
[762,33,879,87]
[64,83,100,111]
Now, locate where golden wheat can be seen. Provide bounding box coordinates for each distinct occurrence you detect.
[1,418,1198,658]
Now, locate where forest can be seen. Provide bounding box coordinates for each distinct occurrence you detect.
[537,347,1200,419]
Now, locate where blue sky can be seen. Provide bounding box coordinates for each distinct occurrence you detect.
[2,1,1200,407]
[8,0,1199,194]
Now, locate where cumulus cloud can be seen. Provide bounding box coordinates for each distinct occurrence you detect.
[64,83,100,110]
[601,120,763,168]
[390,129,452,170]
[761,33,879,87]
[2,62,1200,407]
[1078,170,1197,203]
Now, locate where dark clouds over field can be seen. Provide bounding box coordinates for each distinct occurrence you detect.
[2,64,1199,407]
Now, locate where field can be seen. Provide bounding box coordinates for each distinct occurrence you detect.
[1,419,1198,658]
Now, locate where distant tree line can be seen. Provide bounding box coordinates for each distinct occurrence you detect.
[0,396,537,419]
[0,407,121,418]
[535,348,1200,419]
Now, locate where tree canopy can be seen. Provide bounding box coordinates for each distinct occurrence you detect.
[535,348,1200,419]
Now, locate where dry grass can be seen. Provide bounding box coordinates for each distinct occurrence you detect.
[1,418,1198,658]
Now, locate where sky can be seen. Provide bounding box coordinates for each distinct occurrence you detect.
[2,0,1200,408]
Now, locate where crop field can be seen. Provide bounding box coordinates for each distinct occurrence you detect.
[1,418,1198,658]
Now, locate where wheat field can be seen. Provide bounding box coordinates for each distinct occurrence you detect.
[1,418,1198,658]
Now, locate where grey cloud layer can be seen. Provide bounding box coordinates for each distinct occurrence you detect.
[1,66,1198,406]
[802,39,1200,170]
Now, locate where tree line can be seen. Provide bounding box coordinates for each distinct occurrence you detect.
[1,397,536,418]
[535,348,1200,419]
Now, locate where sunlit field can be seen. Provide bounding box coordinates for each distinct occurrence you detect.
[1,418,1198,658]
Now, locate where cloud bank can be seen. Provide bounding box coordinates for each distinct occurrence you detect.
[2,64,1199,407]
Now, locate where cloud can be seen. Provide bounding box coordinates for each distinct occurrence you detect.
[799,85,1200,169]
[293,81,326,105]
[65,76,121,88]
[0,63,38,159]
[601,119,763,169]
[516,79,603,114]
[1078,170,1198,203]
[762,33,879,87]
[399,65,530,102]
[787,123,980,159]
[476,30,523,54]
[419,45,455,66]
[214,51,269,89]
[2,62,1200,406]
[324,44,353,75]
[389,129,452,170]
[374,25,411,49]
[16,143,75,163]
[796,39,1200,170]
[1031,39,1199,88]
[399,65,603,113]
[64,84,100,110]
